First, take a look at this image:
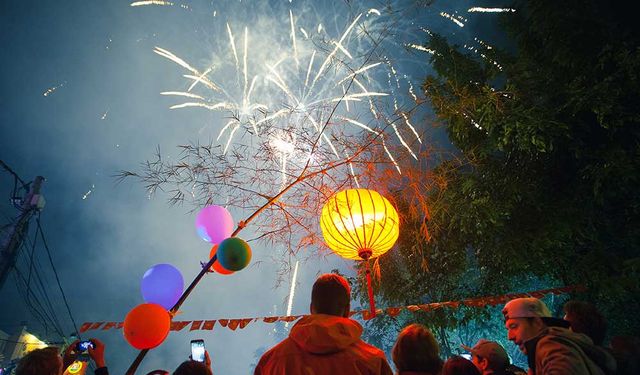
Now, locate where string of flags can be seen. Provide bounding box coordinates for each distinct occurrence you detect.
[79,284,584,334]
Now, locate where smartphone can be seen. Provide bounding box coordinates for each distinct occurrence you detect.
[190,339,205,363]
[76,340,94,353]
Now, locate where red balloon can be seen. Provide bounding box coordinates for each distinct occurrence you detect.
[209,245,234,275]
[123,303,171,349]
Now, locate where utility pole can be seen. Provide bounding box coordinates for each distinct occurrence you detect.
[0,174,46,290]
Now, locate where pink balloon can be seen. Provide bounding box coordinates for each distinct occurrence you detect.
[195,205,234,244]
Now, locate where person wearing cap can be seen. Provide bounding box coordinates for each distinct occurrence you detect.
[502,297,616,375]
[462,340,524,375]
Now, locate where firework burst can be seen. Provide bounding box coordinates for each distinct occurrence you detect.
[148,3,433,183]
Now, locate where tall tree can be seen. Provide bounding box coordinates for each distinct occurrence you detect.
[361,0,640,342]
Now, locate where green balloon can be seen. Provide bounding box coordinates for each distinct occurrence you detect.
[217,237,252,271]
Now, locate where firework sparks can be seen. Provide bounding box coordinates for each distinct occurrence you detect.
[130,0,174,7]
[407,44,435,54]
[468,7,516,13]
[43,82,65,97]
[440,12,465,27]
[367,8,381,16]
[154,24,270,153]
[82,184,95,200]
[285,260,299,327]
[150,7,425,179]
[462,37,504,71]
[290,10,299,70]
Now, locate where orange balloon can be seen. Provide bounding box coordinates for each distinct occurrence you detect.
[209,245,234,275]
[123,303,170,349]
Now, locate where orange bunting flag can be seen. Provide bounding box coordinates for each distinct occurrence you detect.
[102,322,118,331]
[170,321,191,331]
[202,320,216,330]
[227,320,240,331]
[79,322,93,333]
[89,322,104,330]
[280,315,300,322]
[226,319,253,331]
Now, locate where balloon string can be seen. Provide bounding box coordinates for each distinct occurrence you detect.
[366,260,376,318]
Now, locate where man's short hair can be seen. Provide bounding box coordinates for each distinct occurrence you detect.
[392,324,443,374]
[462,340,509,371]
[563,300,607,345]
[311,273,351,316]
[16,347,62,375]
[173,360,212,375]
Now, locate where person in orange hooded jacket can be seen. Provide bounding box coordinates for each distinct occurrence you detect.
[254,273,393,375]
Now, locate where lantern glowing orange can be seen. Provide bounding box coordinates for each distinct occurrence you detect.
[320,188,400,318]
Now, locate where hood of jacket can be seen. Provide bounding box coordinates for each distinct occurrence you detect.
[289,314,363,354]
[526,327,617,374]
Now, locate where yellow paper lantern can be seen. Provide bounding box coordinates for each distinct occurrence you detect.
[320,189,400,319]
[320,188,400,260]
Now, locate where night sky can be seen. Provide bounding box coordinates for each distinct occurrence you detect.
[0,1,510,373]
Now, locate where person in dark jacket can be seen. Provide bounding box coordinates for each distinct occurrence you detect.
[254,273,392,375]
[503,297,616,375]
[442,356,481,375]
[563,300,607,346]
[392,323,443,375]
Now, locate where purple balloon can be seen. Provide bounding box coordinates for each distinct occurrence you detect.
[195,205,234,244]
[141,264,184,310]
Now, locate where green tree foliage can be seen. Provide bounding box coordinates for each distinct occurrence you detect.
[358,0,640,349]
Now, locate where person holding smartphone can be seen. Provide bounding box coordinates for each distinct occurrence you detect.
[145,342,213,375]
[170,343,212,375]
[63,338,109,375]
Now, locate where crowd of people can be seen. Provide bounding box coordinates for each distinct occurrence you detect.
[15,274,639,375]
[253,274,636,375]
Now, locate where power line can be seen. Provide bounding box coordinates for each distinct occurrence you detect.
[18,242,66,337]
[11,269,56,337]
[0,159,29,211]
[12,231,58,336]
[12,259,64,338]
[11,221,65,339]
[0,159,28,190]
[36,215,80,338]
[22,227,66,336]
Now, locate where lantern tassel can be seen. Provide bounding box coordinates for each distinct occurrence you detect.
[366,260,376,319]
